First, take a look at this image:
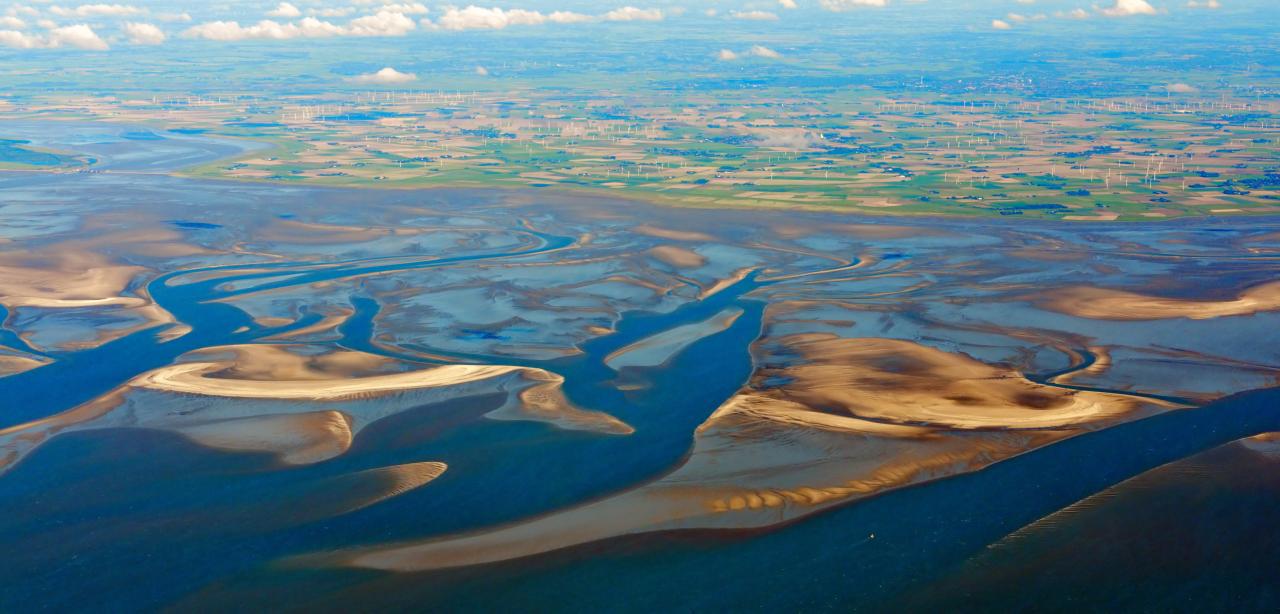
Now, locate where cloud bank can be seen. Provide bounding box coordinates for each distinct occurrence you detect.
[347,66,418,84]
[0,22,108,49]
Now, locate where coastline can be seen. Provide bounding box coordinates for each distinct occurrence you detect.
[3,117,1277,224]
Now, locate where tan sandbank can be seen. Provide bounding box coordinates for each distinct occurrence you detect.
[332,335,1170,573]
[0,345,631,475]
[0,252,145,309]
[604,307,743,371]
[753,334,1156,429]
[647,245,706,268]
[1040,280,1280,320]
[176,410,354,465]
[632,225,715,242]
[0,354,50,377]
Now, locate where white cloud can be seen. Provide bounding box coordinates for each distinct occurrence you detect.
[1166,82,1198,93]
[51,23,109,49]
[313,7,355,17]
[731,10,779,20]
[348,66,417,84]
[123,21,163,44]
[719,45,782,60]
[0,30,40,48]
[184,11,415,41]
[1057,7,1091,18]
[155,12,192,23]
[182,20,273,41]
[184,19,333,40]
[0,16,25,29]
[991,18,1012,29]
[6,5,40,18]
[266,2,302,19]
[377,3,429,15]
[1186,0,1220,7]
[436,6,547,30]
[347,10,416,35]
[819,0,888,10]
[548,10,594,23]
[49,4,144,18]
[432,6,599,30]
[475,65,489,75]
[422,5,664,30]
[749,44,780,58]
[779,0,798,8]
[603,6,664,21]
[0,23,108,49]
[1099,0,1159,16]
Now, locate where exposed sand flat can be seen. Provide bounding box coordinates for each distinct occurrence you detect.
[605,307,744,371]
[0,254,145,309]
[135,361,521,400]
[262,461,452,526]
[757,257,870,283]
[165,267,287,287]
[700,393,932,437]
[1052,346,1112,385]
[632,225,714,242]
[4,296,147,308]
[12,302,178,353]
[698,267,755,300]
[176,410,353,465]
[488,369,634,435]
[0,354,49,377]
[0,345,631,474]
[258,219,410,245]
[262,308,354,341]
[335,334,1167,573]
[1040,280,1280,320]
[765,335,1162,429]
[323,461,449,515]
[690,411,1059,514]
[0,249,182,350]
[647,245,706,268]
[182,344,402,381]
[1244,231,1280,245]
[342,482,724,573]
[770,222,927,240]
[1241,433,1280,457]
[339,392,1066,574]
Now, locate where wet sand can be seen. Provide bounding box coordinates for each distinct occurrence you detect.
[0,344,631,474]
[1040,280,1280,320]
[334,333,1171,573]
[1,123,1278,610]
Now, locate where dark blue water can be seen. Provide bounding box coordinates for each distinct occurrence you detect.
[3,123,1278,611]
[2,210,1275,610]
[0,229,574,428]
[0,306,44,358]
[267,386,1278,612]
[0,221,775,610]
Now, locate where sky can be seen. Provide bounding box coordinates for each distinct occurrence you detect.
[0,0,1252,52]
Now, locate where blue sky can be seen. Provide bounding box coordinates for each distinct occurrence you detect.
[0,0,1257,51]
